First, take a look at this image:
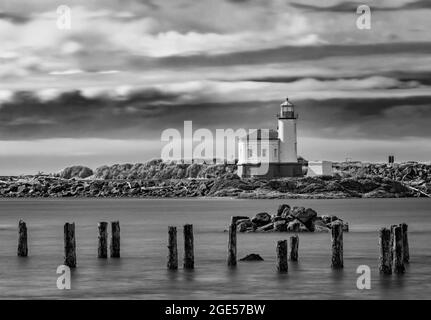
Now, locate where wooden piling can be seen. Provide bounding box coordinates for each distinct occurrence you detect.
[400,223,409,264]
[110,221,120,258]
[227,217,237,267]
[167,226,178,270]
[276,240,288,273]
[389,224,397,264]
[378,228,392,274]
[98,222,108,258]
[289,235,299,262]
[64,222,77,268]
[17,220,28,257]
[331,222,343,269]
[183,224,194,269]
[393,225,405,274]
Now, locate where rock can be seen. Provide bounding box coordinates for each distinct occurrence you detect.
[255,222,274,232]
[274,220,287,232]
[313,218,330,232]
[232,216,250,224]
[237,219,254,232]
[240,253,264,261]
[290,207,317,231]
[287,220,301,232]
[321,215,338,224]
[272,215,284,223]
[17,185,28,194]
[281,207,292,219]
[251,212,271,226]
[314,224,330,232]
[277,204,290,216]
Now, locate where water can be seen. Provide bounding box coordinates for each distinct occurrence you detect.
[0,198,430,299]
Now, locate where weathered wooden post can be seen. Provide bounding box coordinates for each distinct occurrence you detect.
[167,226,178,270]
[400,223,409,264]
[379,227,392,274]
[227,217,237,267]
[183,224,194,269]
[17,220,28,257]
[98,222,108,258]
[389,224,397,263]
[331,221,343,269]
[64,222,77,268]
[276,240,288,273]
[393,225,405,274]
[110,221,120,258]
[289,235,299,261]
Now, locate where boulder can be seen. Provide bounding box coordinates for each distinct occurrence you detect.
[237,219,254,232]
[281,207,292,219]
[274,220,287,232]
[240,253,264,261]
[256,222,274,232]
[290,207,317,231]
[287,220,301,232]
[252,212,271,226]
[232,216,251,224]
[277,204,290,216]
[313,218,330,232]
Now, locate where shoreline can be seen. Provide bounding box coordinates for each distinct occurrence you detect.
[0,175,426,200]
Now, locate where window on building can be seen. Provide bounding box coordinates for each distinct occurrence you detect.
[274,148,277,158]
[248,149,253,158]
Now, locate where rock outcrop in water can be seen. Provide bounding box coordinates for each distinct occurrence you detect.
[0,160,429,198]
[234,204,349,233]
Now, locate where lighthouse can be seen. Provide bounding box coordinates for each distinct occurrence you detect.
[278,98,298,163]
[237,97,303,178]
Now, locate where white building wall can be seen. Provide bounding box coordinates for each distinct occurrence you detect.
[307,161,333,176]
[278,119,298,163]
[237,140,279,164]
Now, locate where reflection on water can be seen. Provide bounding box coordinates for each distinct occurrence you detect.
[0,198,430,299]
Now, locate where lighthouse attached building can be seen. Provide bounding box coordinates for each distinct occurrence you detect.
[237,98,303,178]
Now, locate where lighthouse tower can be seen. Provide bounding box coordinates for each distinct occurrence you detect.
[278,98,298,163]
[236,97,303,178]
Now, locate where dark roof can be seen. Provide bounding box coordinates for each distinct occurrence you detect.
[240,129,279,141]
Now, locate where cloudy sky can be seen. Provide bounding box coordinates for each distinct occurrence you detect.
[1,0,431,174]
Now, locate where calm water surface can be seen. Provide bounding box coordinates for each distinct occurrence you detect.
[0,198,430,299]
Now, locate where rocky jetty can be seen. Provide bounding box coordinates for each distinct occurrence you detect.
[0,160,429,199]
[334,161,431,197]
[234,204,349,233]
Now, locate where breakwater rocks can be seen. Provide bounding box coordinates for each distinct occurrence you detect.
[1,160,429,198]
[0,174,421,198]
[234,204,349,233]
[335,162,431,196]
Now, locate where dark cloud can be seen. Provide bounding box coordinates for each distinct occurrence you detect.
[295,96,431,139]
[0,11,30,24]
[243,71,431,87]
[290,0,431,12]
[1,90,431,141]
[148,42,431,69]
